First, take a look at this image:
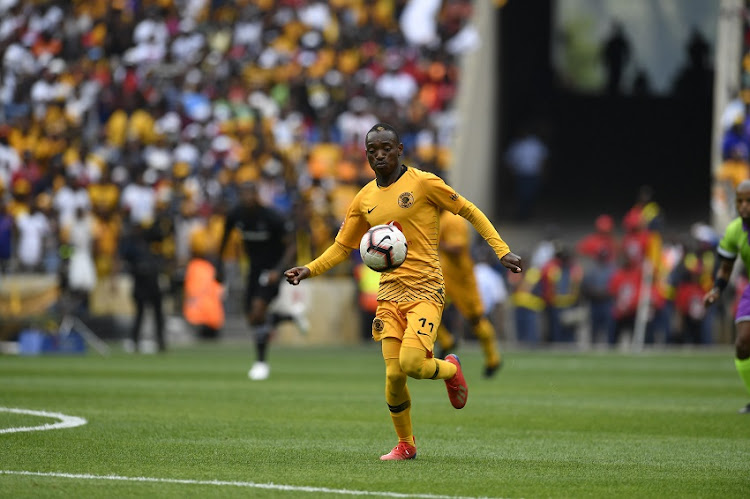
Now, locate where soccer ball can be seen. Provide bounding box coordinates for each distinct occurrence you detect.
[359,224,408,272]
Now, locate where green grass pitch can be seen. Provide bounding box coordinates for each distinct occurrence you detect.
[1,343,750,498]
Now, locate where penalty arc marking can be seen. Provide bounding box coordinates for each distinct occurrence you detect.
[0,407,88,434]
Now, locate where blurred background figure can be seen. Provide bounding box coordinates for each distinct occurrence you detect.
[119,220,167,354]
[0,201,13,273]
[217,182,296,381]
[504,124,549,221]
[436,210,504,377]
[510,266,544,346]
[183,218,224,340]
[601,20,631,95]
[62,205,97,317]
[539,241,583,343]
[15,196,51,273]
[577,214,617,263]
[580,247,616,345]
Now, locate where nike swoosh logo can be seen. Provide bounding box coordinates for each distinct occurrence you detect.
[367,206,377,214]
[417,331,429,336]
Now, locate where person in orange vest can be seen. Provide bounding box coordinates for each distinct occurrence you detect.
[183,221,224,339]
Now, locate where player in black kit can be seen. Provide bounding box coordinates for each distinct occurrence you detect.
[218,182,296,380]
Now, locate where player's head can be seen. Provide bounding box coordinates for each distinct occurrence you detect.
[366,122,400,146]
[238,181,259,207]
[736,179,750,221]
[365,123,403,177]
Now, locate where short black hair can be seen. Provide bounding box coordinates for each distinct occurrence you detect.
[366,122,400,145]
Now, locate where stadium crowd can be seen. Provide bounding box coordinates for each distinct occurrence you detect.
[0,0,474,306]
[0,0,741,348]
[504,195,731,348]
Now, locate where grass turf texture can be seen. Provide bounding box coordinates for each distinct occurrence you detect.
[1,344,749,498]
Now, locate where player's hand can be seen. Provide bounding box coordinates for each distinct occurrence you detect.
[704,287,720,307]
[284,266,311,285]
[500,252,523,273]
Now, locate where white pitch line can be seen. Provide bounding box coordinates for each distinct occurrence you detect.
[0,407,87,434]
[0,470,507,499]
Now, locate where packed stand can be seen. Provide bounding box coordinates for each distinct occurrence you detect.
[0,0,481,332]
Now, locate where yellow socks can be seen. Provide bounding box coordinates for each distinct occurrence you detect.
[384,358,413,444]
[473,317,501,368]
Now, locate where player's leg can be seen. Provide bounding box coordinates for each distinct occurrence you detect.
[733,317,750,413]
[398,302,468,409]
[380,337,416,460]
[470,315,502,377]
[152,294,166,352]
[455,288,502,376]
[245,272,273,380]
[376,303,416,460]
[129,296,146,352]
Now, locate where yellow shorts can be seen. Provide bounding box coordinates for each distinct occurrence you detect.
[372,300,444,353]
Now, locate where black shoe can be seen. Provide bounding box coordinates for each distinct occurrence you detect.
[738,403,750,414]
[483,359,504,378]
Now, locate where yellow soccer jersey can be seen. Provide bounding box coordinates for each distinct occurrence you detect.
[336,167,466,304]
[439,211,484,319]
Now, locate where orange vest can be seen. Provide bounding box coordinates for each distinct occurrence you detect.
[183,258,224,329]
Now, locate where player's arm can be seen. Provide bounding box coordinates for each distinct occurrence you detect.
[704,256,735,306]
[458,200,523,273]
[284,241,353,285]
[265,225,298,285]
[215,211,236,282]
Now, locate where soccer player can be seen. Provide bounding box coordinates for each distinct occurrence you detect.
[217,182,296,381]
[436,210,504,377]
[284,123,523,460]
[705,179,750,413]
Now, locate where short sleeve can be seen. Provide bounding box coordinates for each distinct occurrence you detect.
[718,220,741,259]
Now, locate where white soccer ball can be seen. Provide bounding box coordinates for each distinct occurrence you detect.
[359,224,408,272]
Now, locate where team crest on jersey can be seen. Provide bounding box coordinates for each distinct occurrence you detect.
[450,192,459,201]
[373,318,385,332]
[398,192,414,208]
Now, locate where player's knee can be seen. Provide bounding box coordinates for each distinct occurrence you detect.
[385,366,407,388]
[399,348,427,379]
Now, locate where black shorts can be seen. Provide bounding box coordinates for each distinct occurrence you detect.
[244,269,281,311]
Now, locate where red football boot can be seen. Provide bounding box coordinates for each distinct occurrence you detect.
[380,436,417,461]
[444,354,468,409]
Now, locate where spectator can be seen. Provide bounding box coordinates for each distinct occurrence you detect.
[15,196,51,273]
[183,220,224,340]
[510,267,544,345]
[673,256,707,344]
[504,125,549,221]
[119,220,167,354]
[0,200,13,273]
[63,205,97,314]
[577,214,617,263]
[581,248,616,344]
[540,241,583,343]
